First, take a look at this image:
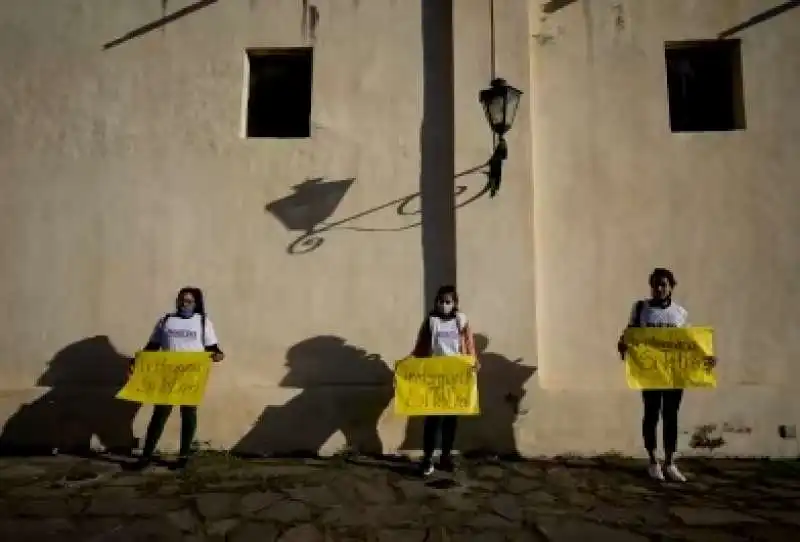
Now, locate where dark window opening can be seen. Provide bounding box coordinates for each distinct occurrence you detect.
[246,48,313,138]
[664,39,745,133]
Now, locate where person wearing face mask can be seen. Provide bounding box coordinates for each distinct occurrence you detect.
[617,268,716,482]
[131,286,224,469]
[409,285,477,477]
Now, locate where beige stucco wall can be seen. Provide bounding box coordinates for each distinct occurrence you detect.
[529,0,800,456]
[1,0,799,459]
[0,0,537,457]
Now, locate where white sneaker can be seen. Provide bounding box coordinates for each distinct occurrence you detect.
[647,462,665,481]
[664,463,687,482]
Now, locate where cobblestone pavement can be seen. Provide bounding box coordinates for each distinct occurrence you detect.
[0,454,799,541]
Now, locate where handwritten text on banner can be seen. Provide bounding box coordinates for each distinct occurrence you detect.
[624,327,716,390]
[394,355,479,416]
[117,352,212,406]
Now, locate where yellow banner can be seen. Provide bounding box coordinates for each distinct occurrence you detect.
[624,327,716,389]
[117,352,212,406]
[394,355,479,416]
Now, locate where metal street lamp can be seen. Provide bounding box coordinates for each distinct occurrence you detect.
[479,78,523,197]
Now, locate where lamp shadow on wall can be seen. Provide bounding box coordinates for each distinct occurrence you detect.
[0,336,140,456]
[232,336,394,457]
[399,334,537,459]
[265,165,491,256]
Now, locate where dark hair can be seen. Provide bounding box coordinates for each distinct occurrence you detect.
[648,268,676,288]
[176,286,206,315]
[432,285,459,312]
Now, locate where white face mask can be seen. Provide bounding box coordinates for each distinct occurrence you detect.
[438,302,454,314]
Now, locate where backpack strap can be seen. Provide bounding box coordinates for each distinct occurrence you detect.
[455,312,466,333]
[150,313,170,349]
[160,313,171,334]
[427,316,435,352]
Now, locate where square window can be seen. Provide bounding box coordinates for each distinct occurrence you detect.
[664,40,746,133]
[245,48,313,138]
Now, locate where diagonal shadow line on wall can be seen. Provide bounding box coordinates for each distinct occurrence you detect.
[718,0,800,38]
[541,0,580,15]
[103,0,220,50]
[273,162,491,255]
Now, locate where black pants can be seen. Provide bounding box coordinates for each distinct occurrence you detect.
[141,405,197,458]
[642,389,683,456]
[422,416,458,462]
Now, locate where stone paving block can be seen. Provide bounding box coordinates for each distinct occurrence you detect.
[488,493,523,522]
[535,518,649,542]
[353,478,397,503]
[506,531,550,542]
[647,527,746,541]
[467,512,520,530]
[321,506,377,528]
[240,490,284,515]
[0,465,47,480]
[507,475,541,494]
[87,496,183,516]
[737,524,800,540]
[207,518,240,536]
[166,508,199,532]
[377,528,428,542]
[0,455,798,541]
[255,500,312,523]
[279,523,324,542]
[105,518,185,542]
[439,490,481,512]
[583,505,670,527]
[473,465,506,480]
[448,532,508,542]
[227,521,279,542]
[751,510,800,526]
[287,485,340,507]
[670,506,766,526]
[372,504,434,528]
[195,492,239,520]
[0,518,76,541]
[395,479,432,500]
[11,497,85,517]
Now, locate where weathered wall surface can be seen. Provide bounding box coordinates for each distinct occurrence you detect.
[2,0,798,459]
[0,0,536,456]
[529,0,800,456]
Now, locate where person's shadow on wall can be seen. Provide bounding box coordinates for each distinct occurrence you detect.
[233,336,394,457]
[0,336,140,456]
[399,333,536,458]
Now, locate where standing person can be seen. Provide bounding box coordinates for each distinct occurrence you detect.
[132,287,224,469]
[408,285,477,477]
[617,268,715,482]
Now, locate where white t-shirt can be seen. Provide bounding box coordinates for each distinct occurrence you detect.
[430,312,467,356]
[150,314,219,352]
[628,300,688,328]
